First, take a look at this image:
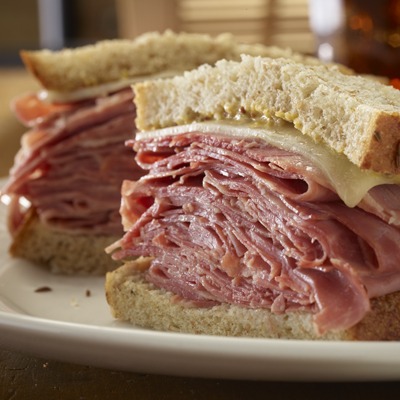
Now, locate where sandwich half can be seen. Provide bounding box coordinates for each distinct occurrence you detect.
[106,55,400,340]
[2,31,320,275]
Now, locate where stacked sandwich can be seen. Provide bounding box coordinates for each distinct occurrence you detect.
[2,31,317,274]
[5,30,400,341]
[105,55,400,340]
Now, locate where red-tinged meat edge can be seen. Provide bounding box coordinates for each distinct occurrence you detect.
[110,132,400,334]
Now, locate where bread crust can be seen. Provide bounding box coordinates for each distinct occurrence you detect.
[133,55,400,174]
[20,30,324,93]
[105,259,400,341]
[10,211,119,275]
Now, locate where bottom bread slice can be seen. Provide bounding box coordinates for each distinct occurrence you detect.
[10,211,120,275]
[105,258,400,340]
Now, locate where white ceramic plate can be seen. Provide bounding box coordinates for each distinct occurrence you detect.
[1,192,400,381]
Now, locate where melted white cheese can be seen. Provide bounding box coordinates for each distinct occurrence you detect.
[136,121,400,207]
[38,70,182,103]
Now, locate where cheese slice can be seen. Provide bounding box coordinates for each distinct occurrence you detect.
[136,121,400,207]
[38,70,182,103]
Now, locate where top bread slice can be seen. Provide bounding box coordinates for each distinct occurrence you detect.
[21,30,326,93]
[133,55,400,175]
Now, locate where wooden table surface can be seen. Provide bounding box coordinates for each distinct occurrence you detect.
[1,68,400,399]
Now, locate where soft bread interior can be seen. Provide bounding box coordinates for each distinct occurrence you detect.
[133,55,400,174]
[11,211,120,275]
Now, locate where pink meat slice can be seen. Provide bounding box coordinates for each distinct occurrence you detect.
[112,132,400,334]
[3,88,143,235]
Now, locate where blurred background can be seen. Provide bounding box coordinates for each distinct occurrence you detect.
[0,0,315,66]
[2,0,399,75]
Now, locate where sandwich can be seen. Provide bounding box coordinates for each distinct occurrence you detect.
[105,55,400,340]
[2,30,320,275]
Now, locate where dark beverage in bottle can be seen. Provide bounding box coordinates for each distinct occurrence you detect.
[309,0,400,79]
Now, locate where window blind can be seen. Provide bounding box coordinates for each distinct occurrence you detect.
[176,0,315,54]
[116,0,316,55]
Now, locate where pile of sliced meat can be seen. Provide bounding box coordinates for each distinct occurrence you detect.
[111,132,400,334]
[3,88,144,236]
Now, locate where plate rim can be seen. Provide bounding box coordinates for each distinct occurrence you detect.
[2,180,400,381]
[1,308,400,381]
